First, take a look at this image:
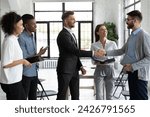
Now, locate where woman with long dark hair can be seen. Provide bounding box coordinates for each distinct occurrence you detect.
[91,24,117,100]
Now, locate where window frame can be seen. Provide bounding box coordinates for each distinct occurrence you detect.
[34,2,93,58]
[123,0,141,42]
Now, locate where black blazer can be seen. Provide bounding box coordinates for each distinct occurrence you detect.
[56,28,92,73]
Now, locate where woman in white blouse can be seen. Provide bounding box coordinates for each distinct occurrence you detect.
[0,12,31,100]
[91,24,117,100]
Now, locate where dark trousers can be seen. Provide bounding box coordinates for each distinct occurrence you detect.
[56,70,79,100]
[1,81,26,100]
[22,75,38,100]
[128,71,148,100]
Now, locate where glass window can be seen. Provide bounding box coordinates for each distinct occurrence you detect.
[50,22,62,57]
[125,6,134,15]
[135,2,141,10]
[124,0,141,41]
[65,2,92,11]
[34,2,93,58]
[74,12,92,21]
[35,12,62,21]
[125,0,134,6]
[80,23,92,50]
[36,23,48,57]
[35,2,62,11]
[135,0,141,2]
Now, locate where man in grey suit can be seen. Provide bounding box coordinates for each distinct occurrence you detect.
[56,11,99,100]
[101,10,150,100]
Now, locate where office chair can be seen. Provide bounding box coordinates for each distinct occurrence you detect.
[37,78,57,100]
[112,67,129,99]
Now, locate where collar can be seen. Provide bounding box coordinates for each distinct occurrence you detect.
[9,34,18,39]
[132,27,142,35]
[64,27,73,33]
[99,39,109,44]
[23,30,33,37]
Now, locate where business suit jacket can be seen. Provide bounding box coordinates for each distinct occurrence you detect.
[57,28,92,74]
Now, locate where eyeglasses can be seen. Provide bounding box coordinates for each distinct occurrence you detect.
[125,18,134,21]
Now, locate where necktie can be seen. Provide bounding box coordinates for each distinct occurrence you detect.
[72,33,77,46]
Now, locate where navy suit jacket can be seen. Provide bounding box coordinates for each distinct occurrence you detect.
[57,28,92,73]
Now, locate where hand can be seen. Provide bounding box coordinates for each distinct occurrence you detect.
[80,67,86,75]
[123,64,132,72]
[37,47,48,56]
[23,59,32,67]
[94,49,106,57]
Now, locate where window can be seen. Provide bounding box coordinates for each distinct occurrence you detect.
[123,0,141,42]
[34,2,93,58]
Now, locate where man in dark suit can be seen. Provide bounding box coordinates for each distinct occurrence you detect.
[56,11,99,100]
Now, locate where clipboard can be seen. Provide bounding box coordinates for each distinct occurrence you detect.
[25,56,44,63]
[92,57,115,64]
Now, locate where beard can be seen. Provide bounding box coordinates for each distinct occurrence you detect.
[127,22,134,29]
[70,24,75,28]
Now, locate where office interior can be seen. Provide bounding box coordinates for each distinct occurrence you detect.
[0,0,150,100]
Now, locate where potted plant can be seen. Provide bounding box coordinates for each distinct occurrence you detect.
[104,22,118,43]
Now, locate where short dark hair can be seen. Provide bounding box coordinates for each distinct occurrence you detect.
[61,11,74,21]
[95,24,106,42]
[22,14,35,26]
[0,12,22,35]
[127,10,142,21]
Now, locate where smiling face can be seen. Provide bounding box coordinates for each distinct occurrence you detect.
[97,25,108,39]
[64,15,76,28]
[13,19,24,35]
[24,19,37,33]
[126,16,135,29]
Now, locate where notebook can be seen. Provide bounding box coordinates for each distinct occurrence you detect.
[92,57,115,64]
[25,56,44,63]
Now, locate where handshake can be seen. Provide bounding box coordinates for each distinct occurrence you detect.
[94,49,106,57]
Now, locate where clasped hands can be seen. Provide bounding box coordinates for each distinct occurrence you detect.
[94,49,133,72]
[94,49,106,57]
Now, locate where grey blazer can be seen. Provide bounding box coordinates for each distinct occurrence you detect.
[107,29,150,81]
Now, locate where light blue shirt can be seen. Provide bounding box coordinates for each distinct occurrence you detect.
[121,28,142,64]
[106,28,150,81]
[18,30,38,77]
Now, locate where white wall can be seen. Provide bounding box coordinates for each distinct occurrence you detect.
[93,0,124,47]
[0,0,10,46]
[141,0,150,34]
[141,0,150,94]
[141,0,150,97]
[1,0,33,16]
[0,0,33,43]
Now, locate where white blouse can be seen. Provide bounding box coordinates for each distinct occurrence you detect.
[1,35,23,84]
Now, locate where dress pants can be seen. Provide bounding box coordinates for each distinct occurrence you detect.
[94,65,115,100]
[22,75,38,100]
[1,81,26,100]
[57,70,79,100]
[128,71,148,100]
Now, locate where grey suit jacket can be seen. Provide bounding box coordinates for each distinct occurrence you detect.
[107,29,150,81]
